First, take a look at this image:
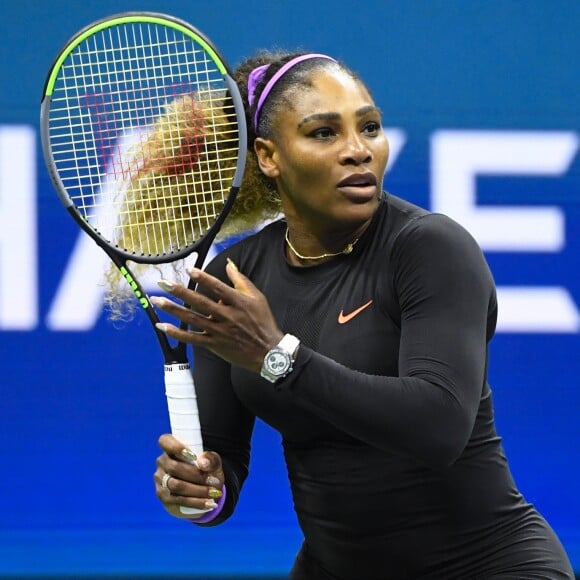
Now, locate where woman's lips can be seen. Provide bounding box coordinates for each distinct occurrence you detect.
[337,172,377,188]
[337,172,378,201]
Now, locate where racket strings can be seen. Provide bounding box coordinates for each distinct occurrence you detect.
[47,20,240,259]
[118,94,238,256]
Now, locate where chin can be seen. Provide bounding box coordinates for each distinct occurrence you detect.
[341,199,379,226]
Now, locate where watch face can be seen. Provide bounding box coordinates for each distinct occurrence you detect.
[265,350,291,376]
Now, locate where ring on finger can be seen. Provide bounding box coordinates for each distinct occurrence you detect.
[161,472,172,491]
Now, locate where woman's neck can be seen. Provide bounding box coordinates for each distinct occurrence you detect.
[283,217,371,266]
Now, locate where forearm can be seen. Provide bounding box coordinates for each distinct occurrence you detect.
[194,347,254,525]
[281,345,482,466]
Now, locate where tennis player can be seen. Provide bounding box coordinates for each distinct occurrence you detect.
[151,51,575,579]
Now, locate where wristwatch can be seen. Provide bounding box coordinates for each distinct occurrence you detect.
[260,334,300,383]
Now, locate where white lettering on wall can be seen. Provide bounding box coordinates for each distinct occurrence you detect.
[385,128,406,172]
[2,124,578,334]
[0,126,37,330]
[431,130,580,332]
[45,233,109,331]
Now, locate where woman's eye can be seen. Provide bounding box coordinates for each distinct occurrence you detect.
[363,121,381,135]
[310,127,335,139]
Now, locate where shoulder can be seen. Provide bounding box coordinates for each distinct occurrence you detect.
[407,213,476,243]
[373,193,479,257]
[382,194,483,257]
[381,194,494,287]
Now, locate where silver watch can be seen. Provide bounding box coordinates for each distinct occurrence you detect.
[260,334,300,383]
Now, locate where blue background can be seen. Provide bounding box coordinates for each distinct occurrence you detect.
[1,0,579,577]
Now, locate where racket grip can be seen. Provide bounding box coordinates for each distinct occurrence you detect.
[164,362,209,516]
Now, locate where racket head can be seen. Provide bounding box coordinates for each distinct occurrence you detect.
[41,12,247,264]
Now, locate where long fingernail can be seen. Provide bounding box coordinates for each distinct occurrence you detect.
[181,448,197,463]
[208,488,222,499]
[186,268,200,280]
[155,323,169,333]
[206,476,221,486]
[205,499,218,509]
[149,296,167,307]
[226,257,238,271]
[158,279,175,293]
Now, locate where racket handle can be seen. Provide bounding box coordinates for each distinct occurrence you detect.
[164,362,209,516]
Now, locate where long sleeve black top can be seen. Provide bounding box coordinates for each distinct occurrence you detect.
[192,193,573,579]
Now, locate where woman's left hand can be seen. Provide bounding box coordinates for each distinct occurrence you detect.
[150,259,283,373]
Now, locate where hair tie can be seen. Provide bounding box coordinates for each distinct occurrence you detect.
[247,53,337,132]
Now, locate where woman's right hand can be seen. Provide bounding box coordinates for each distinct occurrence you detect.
[154,434,225,519]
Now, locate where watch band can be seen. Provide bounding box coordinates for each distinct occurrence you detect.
[277,333,300,357]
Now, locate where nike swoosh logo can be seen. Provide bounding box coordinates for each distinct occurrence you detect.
[338,300,374,324]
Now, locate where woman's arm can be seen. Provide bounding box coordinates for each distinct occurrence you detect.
[192,346,255,526]
[280,215,496,466]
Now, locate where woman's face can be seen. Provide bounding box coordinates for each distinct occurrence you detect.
[257,68,389,235]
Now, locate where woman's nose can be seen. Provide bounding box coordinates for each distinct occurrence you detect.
[339,133,372,165]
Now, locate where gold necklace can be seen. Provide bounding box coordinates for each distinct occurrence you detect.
[285,228,359,261]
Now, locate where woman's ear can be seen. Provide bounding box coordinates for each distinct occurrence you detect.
[254,137,280,179]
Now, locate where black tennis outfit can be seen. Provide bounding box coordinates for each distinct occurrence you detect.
[194,193,574,579]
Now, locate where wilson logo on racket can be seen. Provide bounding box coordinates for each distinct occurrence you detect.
[120,266,149,309]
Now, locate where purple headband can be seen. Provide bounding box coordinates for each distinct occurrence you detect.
[247,53,337,132]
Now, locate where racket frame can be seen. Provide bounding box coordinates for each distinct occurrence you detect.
[40,11,247,364]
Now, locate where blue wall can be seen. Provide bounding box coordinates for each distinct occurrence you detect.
[1,1,579,576]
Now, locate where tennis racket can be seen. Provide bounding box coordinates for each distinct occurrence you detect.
[40,12,247,514]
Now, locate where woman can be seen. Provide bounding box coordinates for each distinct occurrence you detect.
[149,51,574,579]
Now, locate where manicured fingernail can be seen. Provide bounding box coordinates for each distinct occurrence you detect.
[205,499,218,510]
[226,257,238,271]
[208,488,222,499]
[149,296,166,307]
[206,476,221,486]
[186,268,200,280]
[158,279,175,293]
[155,323,169,333]
[181,448,197,463]
[197,457,210,469]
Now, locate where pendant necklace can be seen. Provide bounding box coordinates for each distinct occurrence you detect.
[285,228,359,261]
